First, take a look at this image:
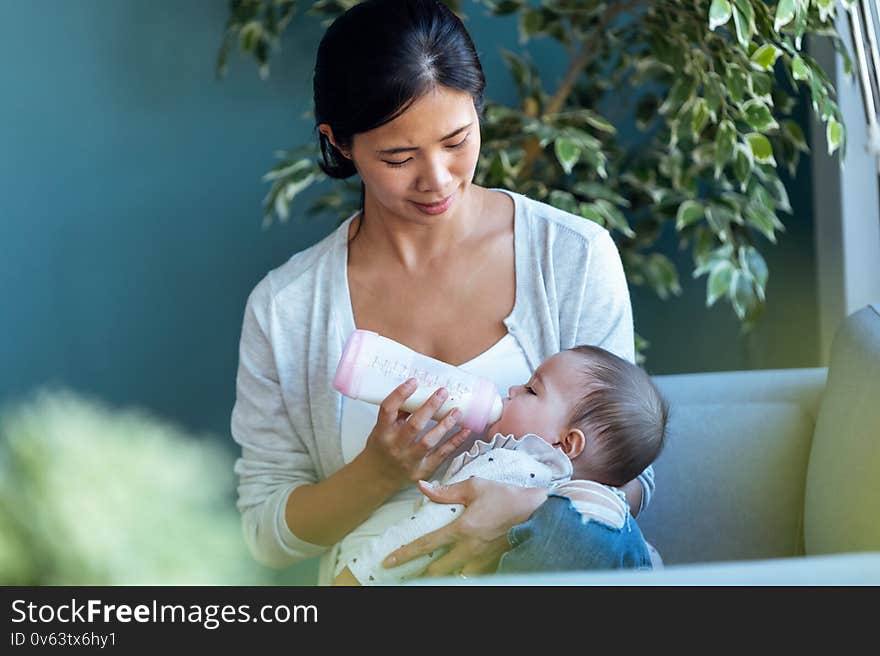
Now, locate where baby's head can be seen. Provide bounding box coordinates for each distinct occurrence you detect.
[486,345,668,486]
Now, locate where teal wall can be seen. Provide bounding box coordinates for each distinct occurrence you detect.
[1,1,817,431]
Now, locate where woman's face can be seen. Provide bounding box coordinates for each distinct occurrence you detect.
[322,86,482,222]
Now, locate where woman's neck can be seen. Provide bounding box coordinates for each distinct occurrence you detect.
[352,184,487,273]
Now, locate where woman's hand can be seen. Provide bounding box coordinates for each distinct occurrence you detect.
[381,478,549,577]
[359,378,473,489]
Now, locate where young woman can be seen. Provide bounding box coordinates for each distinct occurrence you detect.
[231,0,655,584]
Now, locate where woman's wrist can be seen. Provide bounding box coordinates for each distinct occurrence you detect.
[351,446,406,496]
[512,486,550,526]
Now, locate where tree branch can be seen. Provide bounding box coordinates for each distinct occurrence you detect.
[518,0,643,179]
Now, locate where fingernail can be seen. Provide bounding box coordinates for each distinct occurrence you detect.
[383,555,397,567]
[406,378,417,387]
[419,479,435,488]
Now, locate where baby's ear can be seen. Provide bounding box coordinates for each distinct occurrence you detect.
[559,428,586,459]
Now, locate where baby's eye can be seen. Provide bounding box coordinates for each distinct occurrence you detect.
[525,386,537,395]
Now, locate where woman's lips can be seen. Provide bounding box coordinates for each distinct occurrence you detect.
[410,191,455,214]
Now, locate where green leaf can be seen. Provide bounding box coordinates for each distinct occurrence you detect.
[815,0,835,22]
[790,55,810,82]
[729,269,756,320]
[709,0,733,31]
[489,0,526,16]
[676,200,704,230]
[774,0,796,31]
[732,1,754,50]
[644,253,682,300]
[519,8,544,44]
[704,74,724,121]
[693,226,716,269]
[733,143,753,189]
[549,189,578,214]
[578,203,605,227]
[554,138,581,174]
[742,99,779,132]
[826,117,843,156]
[739,245,768,299]
[707,260,734,307]
[714,120,737,178]
[750,44,781,72]
[745,132,775,165]
[691,98,710,137]
[726,66,748,104]
[769,176,793,214]
[659,77,697,115]
[572,181,631,207]
[593,199,635,238]
[749,72,773,104]
[745,204,778,243]
[782,119,809,153]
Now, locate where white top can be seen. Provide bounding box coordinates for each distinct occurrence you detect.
[334,332,532,583]
[230,188,654,575]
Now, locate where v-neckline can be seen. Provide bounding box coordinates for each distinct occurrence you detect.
[336,188,523,362]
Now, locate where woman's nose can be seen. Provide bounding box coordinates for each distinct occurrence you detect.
[418,154,453,190]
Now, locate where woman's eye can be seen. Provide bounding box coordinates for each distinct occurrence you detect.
[448,135,469,149]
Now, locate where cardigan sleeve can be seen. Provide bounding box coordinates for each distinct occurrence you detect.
[575,229,636,363]
[230,279,329,568]
[575,228,655,513]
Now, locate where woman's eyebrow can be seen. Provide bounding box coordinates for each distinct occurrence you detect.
[376,122,473,155]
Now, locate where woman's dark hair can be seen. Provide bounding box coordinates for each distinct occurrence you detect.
[313,0,486,205]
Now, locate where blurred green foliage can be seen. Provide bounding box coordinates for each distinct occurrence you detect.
[0,390,312,585]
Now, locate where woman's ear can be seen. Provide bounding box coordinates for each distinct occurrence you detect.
[557,428,586,459]
[319,124,351,159]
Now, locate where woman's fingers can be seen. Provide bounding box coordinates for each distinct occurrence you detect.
[458,541,506,576]
[381,522,457,568]
[403,386,449,437]
[377,378,419,426]
[417,478,477,505]
[422,544,473,578]
[417,408,464,453]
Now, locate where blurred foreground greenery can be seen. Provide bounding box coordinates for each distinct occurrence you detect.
[0,389,317,585]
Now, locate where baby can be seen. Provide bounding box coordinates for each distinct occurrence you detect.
[333,344,669,585]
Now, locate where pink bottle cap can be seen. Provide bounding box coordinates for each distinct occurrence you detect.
[333,329,379,398]
[462,376,502,433]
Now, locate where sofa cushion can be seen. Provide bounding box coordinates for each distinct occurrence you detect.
[638,402,814,565]
[804,304,880,555]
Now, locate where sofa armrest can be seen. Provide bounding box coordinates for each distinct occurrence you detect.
[411,552,880,585]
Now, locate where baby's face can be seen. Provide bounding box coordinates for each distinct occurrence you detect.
[486,350,583,445]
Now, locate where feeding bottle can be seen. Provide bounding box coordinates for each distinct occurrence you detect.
[333,329,503,433]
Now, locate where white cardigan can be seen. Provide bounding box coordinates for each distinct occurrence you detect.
[230,187,653,577]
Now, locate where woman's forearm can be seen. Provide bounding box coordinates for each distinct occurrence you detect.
[284,449,401,546]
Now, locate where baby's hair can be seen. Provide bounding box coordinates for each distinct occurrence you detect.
[566,345,668,487]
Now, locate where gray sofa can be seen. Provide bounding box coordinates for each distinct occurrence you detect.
[423,303,880,585]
